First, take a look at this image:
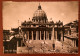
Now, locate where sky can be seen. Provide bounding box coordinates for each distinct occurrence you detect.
[2,1,79,30]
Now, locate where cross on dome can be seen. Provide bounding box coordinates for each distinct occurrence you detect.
[38,3,42,10]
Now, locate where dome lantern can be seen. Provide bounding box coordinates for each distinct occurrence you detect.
[38,3,42,10]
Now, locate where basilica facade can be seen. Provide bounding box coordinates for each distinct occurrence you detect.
[18,4,63,43]
[3,4,64,53]
[12,4,64,53]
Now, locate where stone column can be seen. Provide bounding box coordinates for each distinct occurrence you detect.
[72,40,74,47]
[36,31,38,40]
[45,31,46,40]
[46,31,48,40]
[52,28,54,40]
[32,31,33,40]
[56,31,57,40]
[17,41,18,47]
[68,30,69,35]
[40,31,41,40]
[26,32,27,40]
[74,40,75,47]
[75,40,76,47]
[26,31,28,40]
[28,31,29,40]
[44,31,45,40]
[47,31,48,40]
[23,32,24,41]
[61,31,63,41]
[37,31,39,40]
[24,33,26,40]
[48,31,49,40]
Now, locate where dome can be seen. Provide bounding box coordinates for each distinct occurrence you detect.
[33,10,46,17]
[33,4,47,18]
[32,4,48,23]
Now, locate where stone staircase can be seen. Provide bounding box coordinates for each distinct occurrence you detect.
[17,40,54,53]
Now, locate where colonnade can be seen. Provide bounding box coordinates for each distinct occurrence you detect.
[54,30,63,41]
[72,40,77,47]
[24,30,53,40]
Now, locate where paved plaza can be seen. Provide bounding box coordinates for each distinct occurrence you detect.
[17,40,78,54]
